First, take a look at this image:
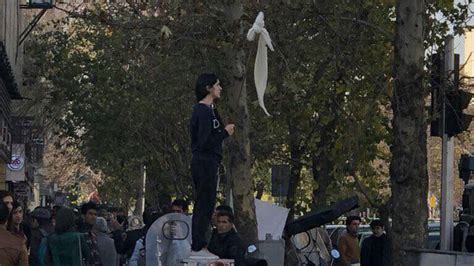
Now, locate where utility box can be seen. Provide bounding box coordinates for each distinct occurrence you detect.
[404,248,474,266]
[249,239,285,266]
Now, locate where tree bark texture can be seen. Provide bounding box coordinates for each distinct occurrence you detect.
[312,112,337,209]
[224,0,258,247]
[312,152,334,209]
[390,1,428,265]
[285,119,304,222]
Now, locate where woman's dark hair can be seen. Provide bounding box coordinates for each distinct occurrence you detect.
[55,207,76,234]
[12,201,22,211]
[195,73,225,128]
[7,201,23,231]
[195,73,219,102]
[143,207,161,226]
[0,202,9,224]
[0,190,13,200]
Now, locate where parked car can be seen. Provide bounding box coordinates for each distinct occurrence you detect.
[325,221,444,253]
[327,224,373,248]
[324,224,345,237]
[428,222,440,249]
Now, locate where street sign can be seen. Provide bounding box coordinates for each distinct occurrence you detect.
[8,154,25,171]
[429,195,437,209]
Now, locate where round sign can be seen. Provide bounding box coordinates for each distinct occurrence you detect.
[8,154,25,171]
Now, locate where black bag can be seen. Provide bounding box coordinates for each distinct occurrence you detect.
[286,197,359,236]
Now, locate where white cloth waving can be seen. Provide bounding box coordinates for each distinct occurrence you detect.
[247,12,274,116]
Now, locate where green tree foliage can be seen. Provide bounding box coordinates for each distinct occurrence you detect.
[247,1,393,217]
[25,1,470,251]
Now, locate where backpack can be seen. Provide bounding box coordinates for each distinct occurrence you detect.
[37,228,49,266]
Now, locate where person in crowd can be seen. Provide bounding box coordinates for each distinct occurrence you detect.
[95,217,117,266]
[127,215,144,232]
[29,207,54,266]
[9,202,31,252]
[105,210,117,231]
[116,208,128,230]
[47,207,89,265]
[336,216,361,266]
[51,205,61,228]
[0,190,14,212]
[106,208,127,264]
[190,73,235,258]
[9,202,27,242]
[15,202,31,250]
[170,199,189,214]
[128,208,162,266]
[360,220,392,266]
[212,205,234,227]
[0,201,28,266]
[1,190,14,231]
[79,201,102,265]
[208,211,245,266]
[124,208,159,258]
[97,207,108,219]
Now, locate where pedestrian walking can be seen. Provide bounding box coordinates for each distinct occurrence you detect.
[95,217,118,266]
[29,207,54,266]
[47,207,89,266]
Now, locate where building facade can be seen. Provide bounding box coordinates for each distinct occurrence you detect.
[0,1,23,191]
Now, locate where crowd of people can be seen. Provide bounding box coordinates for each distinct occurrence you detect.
[0,189,248,266]
[332,216,392,266]
[333,215,474,266]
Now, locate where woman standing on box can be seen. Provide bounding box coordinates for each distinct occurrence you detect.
[189,73,235,259]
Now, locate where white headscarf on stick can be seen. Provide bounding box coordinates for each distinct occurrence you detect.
[247,12,274,116]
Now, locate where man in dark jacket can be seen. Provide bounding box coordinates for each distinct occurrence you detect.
[29,207,54,265]
[208,211,245,266]
[360,220,392,266]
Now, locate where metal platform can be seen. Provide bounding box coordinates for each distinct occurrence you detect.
[181,258,235,266]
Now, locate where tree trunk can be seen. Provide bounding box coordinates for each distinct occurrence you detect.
[285,119,304,222]
[390,1,428,265]
[311,114,337,209]
[134,163,146,216]
[312,152,334,209]
[224,0,258,247]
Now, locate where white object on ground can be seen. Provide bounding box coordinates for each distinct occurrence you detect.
[255,199,289,240]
